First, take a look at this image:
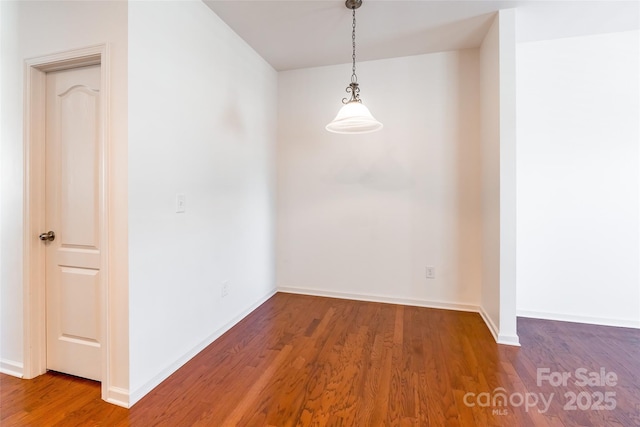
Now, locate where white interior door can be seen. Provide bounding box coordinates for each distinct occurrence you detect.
[44,64,102,381]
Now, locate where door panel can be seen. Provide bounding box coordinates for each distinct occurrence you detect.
[45,65,102,381]
[59,267,100,341]
[59,85,100,248]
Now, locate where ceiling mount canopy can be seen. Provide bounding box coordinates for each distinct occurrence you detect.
[345,0,362,10]
[326,0,383,134]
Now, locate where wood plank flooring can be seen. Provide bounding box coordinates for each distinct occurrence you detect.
[1,292,639,426]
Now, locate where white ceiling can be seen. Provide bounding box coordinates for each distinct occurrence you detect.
[204,0,640,71]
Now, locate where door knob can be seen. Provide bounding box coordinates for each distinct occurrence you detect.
[39,231,55,242]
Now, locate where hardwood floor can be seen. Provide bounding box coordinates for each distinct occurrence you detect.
[2,292,638,426]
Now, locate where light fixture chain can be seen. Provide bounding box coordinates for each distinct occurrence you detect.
[326,0,383,133]
[351,7,357,84]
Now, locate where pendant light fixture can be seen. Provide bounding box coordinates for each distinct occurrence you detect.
[326,0,383,134]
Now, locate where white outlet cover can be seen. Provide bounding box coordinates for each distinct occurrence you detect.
[221,281,229,297]
[426,266,435,279]
[176,194,186,213]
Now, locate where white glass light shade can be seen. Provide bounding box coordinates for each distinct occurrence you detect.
[326,101,383,134]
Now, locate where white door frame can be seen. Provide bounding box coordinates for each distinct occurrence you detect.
[23,44,112,401]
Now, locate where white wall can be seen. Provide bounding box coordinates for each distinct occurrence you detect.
[277,50,482,310]
[479,14,501,338]
[128,1,277,405]
[516,30,640,328]
[0,0,129,395]
[479,10,519,345]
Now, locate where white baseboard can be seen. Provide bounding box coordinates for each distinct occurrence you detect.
[128,288,277,407]
[478,307,499,342]
[0,359,24,378]
[477,307,520,346]
[517,309,640,329]
[277,286,480,313]
[497,333,521,346]
[105,386,130,408]
[279,287,523,347]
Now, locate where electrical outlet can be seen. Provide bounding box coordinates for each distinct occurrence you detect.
[176,194,186,213]
[426,266,435,279]
[221,281,229,297]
